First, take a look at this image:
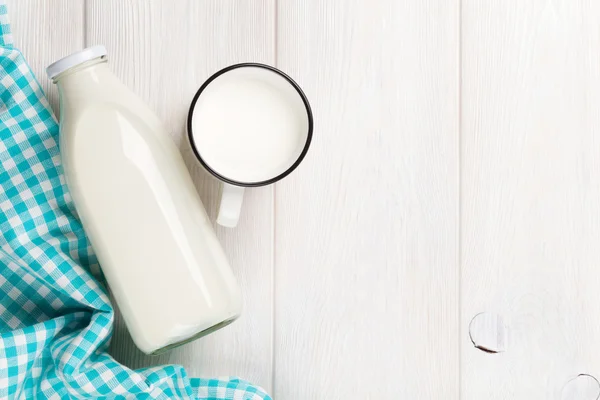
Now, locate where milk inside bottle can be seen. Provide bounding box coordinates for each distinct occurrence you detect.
[47,46,242,355]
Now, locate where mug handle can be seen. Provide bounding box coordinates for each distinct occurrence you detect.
[217,183,244,228]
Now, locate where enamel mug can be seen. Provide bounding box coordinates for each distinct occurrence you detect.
[187,63,313,228]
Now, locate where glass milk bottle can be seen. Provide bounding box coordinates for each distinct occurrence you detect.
[46,46,242,354]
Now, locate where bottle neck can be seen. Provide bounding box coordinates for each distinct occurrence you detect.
[54,58,113,102]
[55,57,110,85]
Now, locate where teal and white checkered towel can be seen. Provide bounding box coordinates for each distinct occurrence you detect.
[0,3,270,399]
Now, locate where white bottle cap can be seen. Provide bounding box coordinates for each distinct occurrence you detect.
[46,45,107,80]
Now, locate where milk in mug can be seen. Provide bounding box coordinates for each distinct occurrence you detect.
[46,46,242,354]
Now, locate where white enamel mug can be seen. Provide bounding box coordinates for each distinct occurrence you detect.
[187,63,313,227]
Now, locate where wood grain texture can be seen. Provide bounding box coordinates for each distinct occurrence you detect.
[85,0,275,390]
[274,1,460,398]
[461,1,600,398]
[6,0,84,114]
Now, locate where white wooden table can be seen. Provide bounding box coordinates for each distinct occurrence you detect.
[7,1,600,399]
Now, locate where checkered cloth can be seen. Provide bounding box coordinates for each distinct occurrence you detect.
[0,3,270,399]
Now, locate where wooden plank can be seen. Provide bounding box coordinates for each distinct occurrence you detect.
[461,1,600,398]
[275,1,460,398]
[86,0,275,390]
[5,0,84,113]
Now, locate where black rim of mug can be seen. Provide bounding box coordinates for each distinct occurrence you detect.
[186,62,314,188]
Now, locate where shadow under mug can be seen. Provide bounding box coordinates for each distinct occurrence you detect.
[187,63,313,228]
